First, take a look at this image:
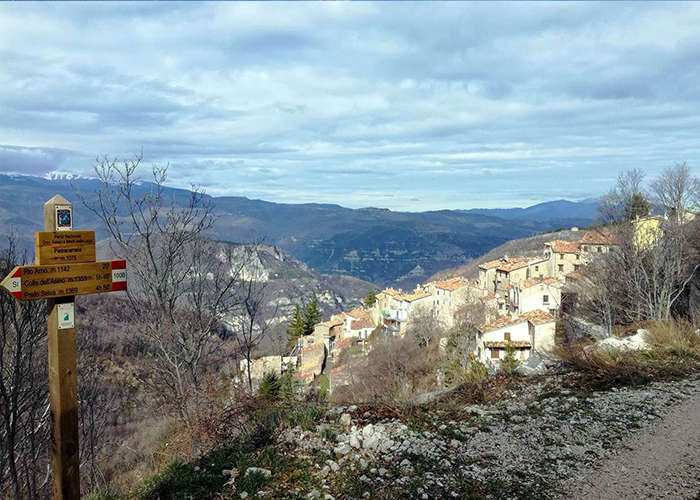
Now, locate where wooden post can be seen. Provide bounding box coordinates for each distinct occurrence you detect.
[43,195,81,500]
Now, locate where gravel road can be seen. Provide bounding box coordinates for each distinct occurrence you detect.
[563,380,700,500]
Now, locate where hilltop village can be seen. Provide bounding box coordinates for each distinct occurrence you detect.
[241,228,624,393]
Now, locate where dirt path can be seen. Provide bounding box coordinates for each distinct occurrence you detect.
[563,382,700,500]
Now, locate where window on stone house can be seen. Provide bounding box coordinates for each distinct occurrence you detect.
[560,254,564,259]
[576,254,580,260]
[543,295,549,304]
[491,349,500,359]
[574,264,580,271]
[535,266,539,272]
[558,264,564,272]
[583,246,588,252]
[504,332,511,341]
[597,246,602,252]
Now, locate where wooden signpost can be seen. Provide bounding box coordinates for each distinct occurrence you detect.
[0,195,128,500]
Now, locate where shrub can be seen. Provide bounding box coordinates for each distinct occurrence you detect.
[237,469,270,496]
[287,402,325,431]
[463,360,488,383]
[319,425,337,442]
[318,374,330,398]
[500,342,520,375]
[134,461,223,500]
[258,372,283,399]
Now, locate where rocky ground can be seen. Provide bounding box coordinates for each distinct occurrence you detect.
[273,373,700,500]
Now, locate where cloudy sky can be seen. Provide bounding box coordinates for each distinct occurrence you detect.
[1,2,700,211]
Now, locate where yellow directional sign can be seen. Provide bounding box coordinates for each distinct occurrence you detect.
[1,260,126,301]
[35,230,96,265]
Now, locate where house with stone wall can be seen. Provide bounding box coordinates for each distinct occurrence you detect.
[544,240,583,278]
[475,310,556,367]
[238,355,298,392]
[508,277,562,316]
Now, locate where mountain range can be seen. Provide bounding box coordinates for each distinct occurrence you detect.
[0,174,599,288]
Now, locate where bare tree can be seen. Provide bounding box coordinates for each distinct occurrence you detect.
[448,294,496,354]
[77,154,252,418]
[650,162,700,219]
[0,235,50,500]
[406,304,445,347]
[578,214,700,328]
[231,253,277,393]
[597,168,648,223]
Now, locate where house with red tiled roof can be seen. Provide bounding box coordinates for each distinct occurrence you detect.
[479,255,548,294]
[374,286,434,336]
[422,277,475,327]
[580,230,618,254]
[508,277,562,316]
[347,315,376,340]
[544,240,583,278]
[475,310,556,367]
[313,317,344,350]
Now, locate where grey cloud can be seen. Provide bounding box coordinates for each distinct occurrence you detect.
[1,3,700,210]
[0,145,85,175]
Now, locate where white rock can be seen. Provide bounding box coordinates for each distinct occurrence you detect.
[349,434,361,449]
[333,443,351,455]
[363,436,379,450]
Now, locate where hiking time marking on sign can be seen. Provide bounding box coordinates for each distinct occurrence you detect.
[0,260,127,300]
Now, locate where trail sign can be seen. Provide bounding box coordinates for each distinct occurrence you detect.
[1,260,127,300]
[35,230,96,264]
[0,194,128,500]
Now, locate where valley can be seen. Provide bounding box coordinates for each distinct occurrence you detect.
[0,174,596,289]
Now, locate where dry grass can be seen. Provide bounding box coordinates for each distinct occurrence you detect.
[643,320,700,359]
[553,320,700,390]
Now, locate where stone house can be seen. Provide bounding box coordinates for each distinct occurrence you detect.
[478,259,503,292]
[422,277,472,328]
[347,315,376,340]
[314,318,344,351]
[544,240,582,278]
[238,355,298,392]
[298,342,326,380]
[580,230,618,255]
[475,310,556,366]
[375,287,432,336]
[479,256,547,294]
[508,277,562,316]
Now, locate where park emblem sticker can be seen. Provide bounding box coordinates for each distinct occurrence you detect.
[55,205,73,231]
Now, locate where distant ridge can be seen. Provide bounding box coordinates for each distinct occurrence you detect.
[459,199,599,222]
[0,174,597,288]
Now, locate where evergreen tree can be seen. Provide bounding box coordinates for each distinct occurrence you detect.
[363,286,377,308]
[286,305,305,348]
[500,341,520,375]
[303,294,322,336]
[624,192,650,221]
